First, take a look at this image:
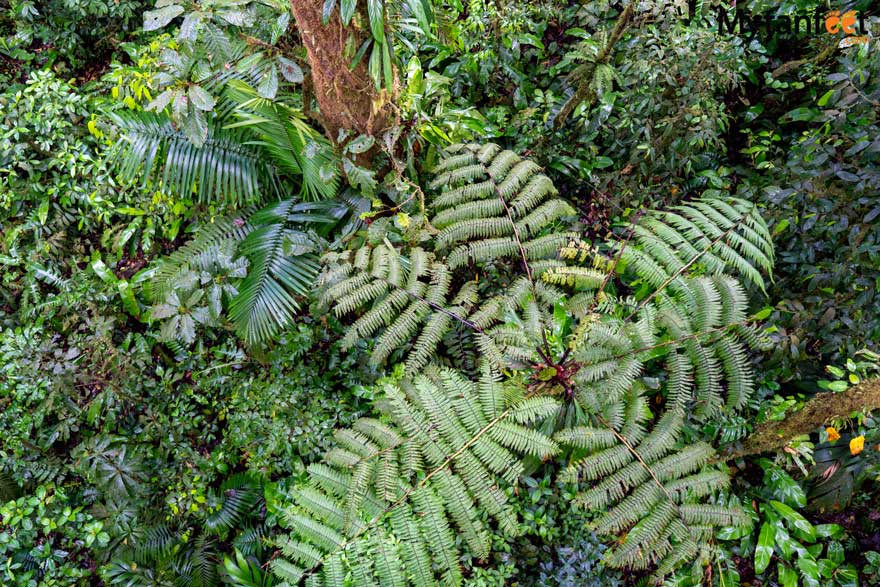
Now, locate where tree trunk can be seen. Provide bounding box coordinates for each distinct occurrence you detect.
[289,0,397,158]
[723,378,880,461]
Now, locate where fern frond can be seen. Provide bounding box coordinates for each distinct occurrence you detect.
[559,402,744,580]
[622,196,773,293]
[274,367,559,586]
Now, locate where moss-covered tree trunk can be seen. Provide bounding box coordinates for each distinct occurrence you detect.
[724,379,880,460]
[289,0,397,158]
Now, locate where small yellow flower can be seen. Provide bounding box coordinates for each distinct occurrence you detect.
[826,427,841,442]
[849,435,865,456]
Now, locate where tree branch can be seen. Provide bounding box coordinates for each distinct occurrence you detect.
[723,378,880,461]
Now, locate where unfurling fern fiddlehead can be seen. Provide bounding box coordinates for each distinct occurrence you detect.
[277,143,774,583]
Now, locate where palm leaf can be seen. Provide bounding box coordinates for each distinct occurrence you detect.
[227,199,342,345]
[109,110,281,207]
[225,80,340,201]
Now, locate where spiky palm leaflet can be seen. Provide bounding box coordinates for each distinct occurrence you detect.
[144,196,366,345]
[110,80,338,207]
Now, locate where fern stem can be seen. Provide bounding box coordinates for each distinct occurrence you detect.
[577,207,648,329]
[489,160,554,363]
[378,274,485,334]
[594,412,684,517]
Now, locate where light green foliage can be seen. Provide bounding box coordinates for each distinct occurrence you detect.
[0,71,117,291]
[321,143,577,373]
[273,366,560,586]
[284,143,776,582]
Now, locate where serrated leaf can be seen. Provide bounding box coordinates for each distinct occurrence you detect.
[257,64,279,98]
[147,89,175,112]
[188,85,215,111]
[179,12,201,41]
[278,56,304,83]
[183,106,209,147]
[172,92,188,120]
[144,5,184,31]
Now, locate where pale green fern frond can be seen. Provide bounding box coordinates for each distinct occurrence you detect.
[273,366,560,587]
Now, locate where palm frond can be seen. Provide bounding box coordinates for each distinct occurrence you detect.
[228,199,341,345]
[225,80,340,201]
[109,110,280,207]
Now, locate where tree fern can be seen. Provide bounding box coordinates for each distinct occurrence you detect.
[285,143,776,581]
[428,143,577,269]
[319,144,577,372]
[273,366,560,586]
[547,196,772,420]
[556,391,749,580]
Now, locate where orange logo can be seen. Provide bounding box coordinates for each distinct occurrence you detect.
[825,10,868,46]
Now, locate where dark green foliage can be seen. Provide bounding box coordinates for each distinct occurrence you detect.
[4,0,880,585]
[0,485,110,585]
[738,44,880,379]
[143,196,365,346]
[0,0,148,70]
[536,534,624,587]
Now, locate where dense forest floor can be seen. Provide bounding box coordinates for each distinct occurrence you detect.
[2,1,879,586]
